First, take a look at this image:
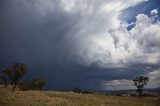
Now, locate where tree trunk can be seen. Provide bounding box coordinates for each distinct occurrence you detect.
[4,83,8,87]
[140,89,142,97]
[12,81,17,92]
[138,89,142,97]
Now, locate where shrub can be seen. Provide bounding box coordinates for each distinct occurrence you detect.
[19,80,32,90]
[82,90,93,94]
[72,87,81,93]
[30,77,47,90]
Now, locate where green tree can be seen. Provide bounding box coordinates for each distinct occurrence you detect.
[30,77,47,90]
[2,68,13,84]
[12,63,27,92]
[133,76,149,97]
[0,75,8,87]
[19,77,47,91]
[19,80,32,90]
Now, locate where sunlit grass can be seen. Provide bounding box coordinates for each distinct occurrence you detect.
[0,86,159,106]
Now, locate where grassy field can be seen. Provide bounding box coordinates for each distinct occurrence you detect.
[0,86,159,106]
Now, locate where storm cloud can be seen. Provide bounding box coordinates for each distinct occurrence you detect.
[0,0,160,90]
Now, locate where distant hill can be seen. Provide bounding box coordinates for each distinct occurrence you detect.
[144,88,160,93]
[97,88,160,95]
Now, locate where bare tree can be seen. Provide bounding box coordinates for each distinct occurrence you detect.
[133,76,149,97]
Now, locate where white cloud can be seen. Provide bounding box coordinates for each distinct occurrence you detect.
[101,69,160,90]
[101,79,134,90]
[99,8,160,89]
[76,8,160,68]
[129,12,160,64]
[59,0,149,68]
[150,9,158,15]
[58,0,160,90]
[147,69,160,88]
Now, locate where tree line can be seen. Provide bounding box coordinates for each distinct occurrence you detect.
[0,63,47,92]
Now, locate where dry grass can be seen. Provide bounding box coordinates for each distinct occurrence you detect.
[0,86,159,106]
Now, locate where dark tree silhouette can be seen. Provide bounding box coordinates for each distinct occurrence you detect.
[2,68,13,84]
[133,76,149,97]
[0,75,8,87]
[72,87,81,93]
[19,80,32,90]
[19,77,47,90]
[30,77,47,90]
[12,63,27,92]
[1,63,48,92]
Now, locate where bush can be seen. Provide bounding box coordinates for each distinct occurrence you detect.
[72,87,81,93]
[82,90,93,94]
[0,75,8,87]
[19,80,32,90]
[19,77,47,90]
[30,77,47,90]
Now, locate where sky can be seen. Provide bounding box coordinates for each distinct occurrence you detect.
[0,0,160,91]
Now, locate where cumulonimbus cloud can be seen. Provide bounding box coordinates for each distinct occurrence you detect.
[1,0,160,90]
[61,0,160,69]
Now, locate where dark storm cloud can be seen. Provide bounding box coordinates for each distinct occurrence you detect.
[0,0,160,90]
[0,0,79,65]
[0,0,101,90]
[0,0,81,89]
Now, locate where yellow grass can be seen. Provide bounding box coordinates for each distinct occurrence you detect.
[0,86,159,106]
